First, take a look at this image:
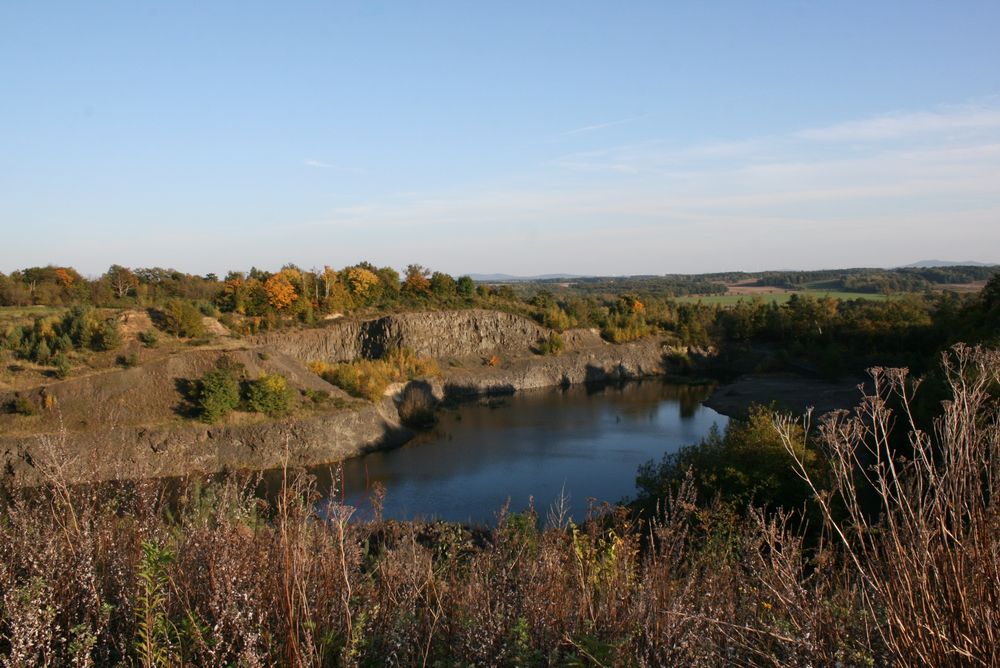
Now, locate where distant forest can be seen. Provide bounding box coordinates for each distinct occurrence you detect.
[513,265,997,297]
[1,263,994,308]
[2,262,997,380]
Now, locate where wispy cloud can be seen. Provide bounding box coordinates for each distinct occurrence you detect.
[796,105,1000,142]
[563,114,649,136]
[303,159,367,174]
[288,101,1000,273]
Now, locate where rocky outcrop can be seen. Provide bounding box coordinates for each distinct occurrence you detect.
[2,310,674,487]
[433,338,667,398]
[2,398,411,487]
[250,310,554,362]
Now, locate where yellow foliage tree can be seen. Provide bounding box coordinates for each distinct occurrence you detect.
[264,273,297,310]
[321,265,339,300]
[346,267,380,300]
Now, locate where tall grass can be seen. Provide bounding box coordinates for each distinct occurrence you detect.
[309,348,439,402]
[0,345,996,665]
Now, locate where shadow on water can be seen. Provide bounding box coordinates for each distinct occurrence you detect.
[280,379,726,525]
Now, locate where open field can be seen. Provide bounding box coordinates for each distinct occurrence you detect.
[936,280,987,293]
[0,305,64,325]
[674,290,890,305]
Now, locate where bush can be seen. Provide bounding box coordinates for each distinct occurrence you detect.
[542,305,574,330]
[118,351,140,368]
[160,299,205,338]
[600,313,652,343]
[244,373,293,417]
[61,306,96,347]
[52,353,71,379]
[398,383,437,428]
[198,302,219,318]
[11,394,38,416]
[196,358,244,423]
[32,339,51,364]
[90,318,122,351]
[634,404,821,515]
[139,329,159,348]
[538,331,565,356]
[310,349,439,402]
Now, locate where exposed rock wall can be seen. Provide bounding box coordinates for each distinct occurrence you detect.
[2,398,411,487]
[251,310,551,362]
[433,339,667,398]
[2,310,671,487]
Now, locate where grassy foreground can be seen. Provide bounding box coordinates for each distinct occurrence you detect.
[1,346,998,666]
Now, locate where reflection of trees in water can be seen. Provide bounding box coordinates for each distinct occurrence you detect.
[593,380,714,421]
[658,382,715,418]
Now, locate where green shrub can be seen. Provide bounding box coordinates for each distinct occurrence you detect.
[303,388,330,404]
[197,302,219,318]
[2,325,23,351]
[139,329,159,348]
[61,306,96,347]
[52,354,71,379]
[538,331,565,356]
[119,351,140,368]
[542,305,574,330]
[634,404,822,515]
[32,339,51,364]
[600,313,652,343]
[244,373,293,417]
[12,394,39,416]
[196,358,244,423]
[160,299,205,338]
[90,318,123,351]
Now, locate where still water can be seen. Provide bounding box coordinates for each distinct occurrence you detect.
[306,381,727,524]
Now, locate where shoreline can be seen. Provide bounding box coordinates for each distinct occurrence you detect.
[2,334,673,487]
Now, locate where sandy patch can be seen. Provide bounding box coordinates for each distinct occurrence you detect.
[118,310,154,337]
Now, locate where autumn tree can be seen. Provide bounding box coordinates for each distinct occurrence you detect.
[345,266,380,303]
[53,267,79,288]
[403,264,431,295]
[263,272,298,311]
[321,266,338,300]
[105,265,139,298]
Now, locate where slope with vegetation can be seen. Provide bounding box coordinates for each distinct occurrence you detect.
[1,345,996,665]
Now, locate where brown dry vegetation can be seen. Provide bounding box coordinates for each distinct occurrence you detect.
[0,346,997,666]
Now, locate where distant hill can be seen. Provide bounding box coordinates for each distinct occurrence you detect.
[903,260,996,268]
[469,273,585,282]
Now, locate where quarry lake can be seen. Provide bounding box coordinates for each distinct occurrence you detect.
[305,381,728,524]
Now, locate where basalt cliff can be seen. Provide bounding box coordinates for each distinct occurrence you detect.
[2,310,675,487]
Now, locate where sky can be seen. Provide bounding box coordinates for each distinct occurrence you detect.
[2,1,999,277]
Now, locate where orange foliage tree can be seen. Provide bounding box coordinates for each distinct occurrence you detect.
[54,268,76,288]
[264,272,298,310]
[403,264,431,295]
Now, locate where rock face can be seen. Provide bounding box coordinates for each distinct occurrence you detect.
[432,339,667,399]
[250,310,552,362]
[2,310,671,487]
[2,398,412,487]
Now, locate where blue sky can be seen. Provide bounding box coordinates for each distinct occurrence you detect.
[2,1,999,276]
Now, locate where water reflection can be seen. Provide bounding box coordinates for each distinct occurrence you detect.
[303,380,726,524]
